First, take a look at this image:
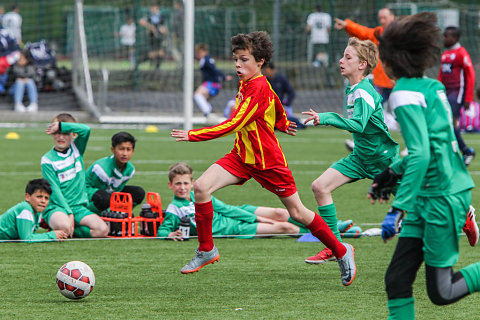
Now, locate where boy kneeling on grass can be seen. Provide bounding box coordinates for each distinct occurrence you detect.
[0,178,67,242]
[159,162,308,241]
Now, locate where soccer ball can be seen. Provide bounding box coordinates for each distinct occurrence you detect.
[56,261,95,299]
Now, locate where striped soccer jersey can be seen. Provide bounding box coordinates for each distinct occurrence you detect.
[41,122,90,214]
[318,77,398,162]
[188,75,291,170]
[85,154,135,199]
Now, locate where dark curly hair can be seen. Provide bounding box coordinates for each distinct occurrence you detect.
[379,12,441,79]
[231,31,273,64]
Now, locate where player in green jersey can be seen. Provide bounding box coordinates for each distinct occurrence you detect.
[368,12,480,319]
[160,162,309,240]
[86,132,145,214]
[0,178,67,242]
[302,37,399,264]
[41,113,109,238]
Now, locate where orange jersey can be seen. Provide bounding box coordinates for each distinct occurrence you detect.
[188,75,291,170]
[344,19,394,89]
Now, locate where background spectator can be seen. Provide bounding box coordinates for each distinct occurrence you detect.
[10,51,38,113]
[305,3,332,67]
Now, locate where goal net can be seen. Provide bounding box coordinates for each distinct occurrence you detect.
[68,0,480,126]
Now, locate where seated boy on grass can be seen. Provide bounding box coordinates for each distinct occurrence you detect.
[0,178,68,242]
[85,131,145,213]
[159,162,308,240]
[41,113,109,238]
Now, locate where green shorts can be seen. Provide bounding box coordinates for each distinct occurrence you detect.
[331,153,399,180]
[41,204,96,226]
[237,204,258,214]
[213,215,258,239]
[399,190,471,267]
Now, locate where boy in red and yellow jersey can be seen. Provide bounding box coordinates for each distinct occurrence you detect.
[171,31,356,286]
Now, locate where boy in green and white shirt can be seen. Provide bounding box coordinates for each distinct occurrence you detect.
[370,13,480,319]
[0,178,67,242]
[41,113,108,238]
[302,37,399,264]
[86,132,145,213]
[159,162,305,240]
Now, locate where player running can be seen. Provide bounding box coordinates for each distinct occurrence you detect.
[369,12,480,319]
[302,37,399,264]
[171,31,356,286]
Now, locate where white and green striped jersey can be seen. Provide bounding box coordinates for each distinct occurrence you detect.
[85,155,135,199]
[318,77,398,161]
[0,201,57,241]
[41,122,91,215]
[389,77,474,212]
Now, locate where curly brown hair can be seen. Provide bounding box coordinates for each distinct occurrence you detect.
[379,12,441,79]
[231,31,273,64]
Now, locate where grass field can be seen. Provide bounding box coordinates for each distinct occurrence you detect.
[1,124,480,319]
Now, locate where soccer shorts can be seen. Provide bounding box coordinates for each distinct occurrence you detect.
[216,152,297,198]
[399,190,471,267]
[41,204,96,226]
[202,81,221,97]
[238,204,258,214]
[213,214,258,239]
[331,153,399,181]
[447,89,463,119]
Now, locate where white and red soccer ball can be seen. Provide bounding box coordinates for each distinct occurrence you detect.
[56,261,95,299]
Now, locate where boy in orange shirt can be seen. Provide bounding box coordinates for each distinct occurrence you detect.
[171,31,356,286]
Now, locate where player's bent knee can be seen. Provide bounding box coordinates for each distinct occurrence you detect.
[425,265,470,305]
[311,179,328,196]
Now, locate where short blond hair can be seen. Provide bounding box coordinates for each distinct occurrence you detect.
[168,162,193,182]
[53,113,77,123]
[348,37,378,76]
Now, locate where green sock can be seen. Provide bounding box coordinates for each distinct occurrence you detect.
[460,262,480,293]
[287,217,310,234]
[73,225,92,238]
[387,297,415,320]
[317,203,341,241]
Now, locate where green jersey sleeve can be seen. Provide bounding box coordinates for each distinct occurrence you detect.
[318,88,375,133]
[157,212,181,238]
[16,209,57,242]
[60,122,91,155]
[211,196,257,223]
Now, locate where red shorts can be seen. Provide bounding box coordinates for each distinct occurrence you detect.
[216,152,297,198]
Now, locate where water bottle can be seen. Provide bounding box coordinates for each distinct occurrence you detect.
[179,216,191,240]
[140,203,159,236]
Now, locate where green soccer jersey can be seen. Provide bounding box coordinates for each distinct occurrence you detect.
[158,192,257,237]
[85,155,135,199]
[41,122,91,215]
[388,77,474,212]
[318,77,398,161]
[0,201,57,241]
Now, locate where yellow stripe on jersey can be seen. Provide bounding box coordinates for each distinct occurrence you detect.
[189,97,254,138]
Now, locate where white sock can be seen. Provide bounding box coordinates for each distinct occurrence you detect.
[194,93,212,115]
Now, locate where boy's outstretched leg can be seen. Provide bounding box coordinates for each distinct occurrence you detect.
[180,200,219,274]
[281,192,356,286]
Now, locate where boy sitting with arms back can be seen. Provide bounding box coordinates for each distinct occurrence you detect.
[41,113,109,238]
[0,178,67,242]
[159,162,304,240]
[86,132,145,213]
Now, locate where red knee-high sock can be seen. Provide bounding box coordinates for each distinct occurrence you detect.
[307,214,346,258]
[195,200,214,252]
